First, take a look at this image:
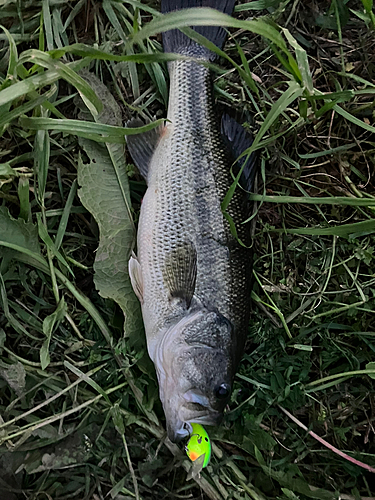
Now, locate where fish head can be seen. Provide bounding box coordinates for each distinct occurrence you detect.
[155,307,236,443]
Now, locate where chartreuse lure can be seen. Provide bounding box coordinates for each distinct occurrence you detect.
[185,423,211,468]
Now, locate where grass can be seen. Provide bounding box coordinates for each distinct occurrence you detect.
[1,0,375,498]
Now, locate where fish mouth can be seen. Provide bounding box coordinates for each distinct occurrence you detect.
[168,421,192,443]
[167,410,222,443]
[186,412,223,427]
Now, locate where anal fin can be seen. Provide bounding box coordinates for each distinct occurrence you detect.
[126,118,164,181]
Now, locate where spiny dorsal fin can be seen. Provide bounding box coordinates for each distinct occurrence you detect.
[221,113,258,192]
[126,118,164,181]
[163,241,197,308]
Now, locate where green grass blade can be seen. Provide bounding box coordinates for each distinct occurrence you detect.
[55,180,77,251]
[0,25,18,78]
[222,81,304,213]
[20,116,165,140]
[64,360,111,404]
[41,297,66,369]
[0,59,89,108]
[18,50,102,116]
[0,86,57,132]
[282,28,313,93]
[36,213,74,275]
[18,176,30,222]
[278,219,375,238]
[42,0,54,51]
[131,8,289,55]
[248,194,375,206]
[298,143,357,158]
[103,0,140,99]
[334,103,375,134]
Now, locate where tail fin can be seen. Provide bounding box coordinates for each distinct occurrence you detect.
[161,0,235,60]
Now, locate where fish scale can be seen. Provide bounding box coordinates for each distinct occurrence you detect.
[141,59,240,339]
[127,0,256,442]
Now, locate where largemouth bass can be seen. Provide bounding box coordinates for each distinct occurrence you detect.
[127,0,257,443]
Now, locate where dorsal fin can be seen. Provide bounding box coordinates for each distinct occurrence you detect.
[126,118,165,181]
[221,113,258,192]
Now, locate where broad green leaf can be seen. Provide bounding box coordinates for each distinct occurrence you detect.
[41,297,66,370]
[0,361,26,396]
[0,206,41,261]
[76,73,144,347]
[339,71,375,87]
[361,0,373,13]
[309,90,354,101]
[0,163,18,177]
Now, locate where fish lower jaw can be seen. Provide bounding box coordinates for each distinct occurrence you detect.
[167,418,196,443]
[167,413,220,443]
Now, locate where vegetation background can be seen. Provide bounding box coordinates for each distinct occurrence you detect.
[1,0,375,498]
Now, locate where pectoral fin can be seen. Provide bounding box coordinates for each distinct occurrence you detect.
[129,253,143,304]
[163,241,197,309]
[126,118,164,181]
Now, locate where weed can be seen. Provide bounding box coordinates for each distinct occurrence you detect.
[1,0,375,499]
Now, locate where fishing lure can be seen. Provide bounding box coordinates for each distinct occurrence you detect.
[185,423,211,468]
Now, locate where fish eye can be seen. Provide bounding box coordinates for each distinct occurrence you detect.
[214,383,231,400]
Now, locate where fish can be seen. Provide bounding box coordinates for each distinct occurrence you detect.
[127,0,257,443]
